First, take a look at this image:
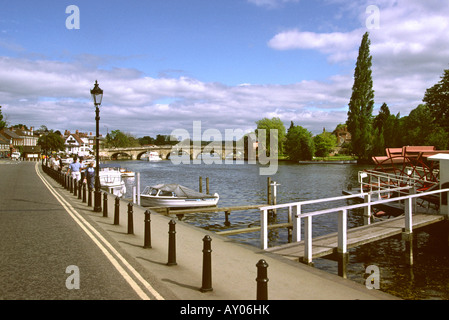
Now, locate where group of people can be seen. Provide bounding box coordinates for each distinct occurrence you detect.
[66,156,96,191]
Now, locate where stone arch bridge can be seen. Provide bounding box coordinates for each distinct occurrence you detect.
[100,143,249,161]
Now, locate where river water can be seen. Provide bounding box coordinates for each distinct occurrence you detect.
[104,159,449,300]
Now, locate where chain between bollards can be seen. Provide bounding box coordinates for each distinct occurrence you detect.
[200,235,213,292]
[167,219,177,266]
[143,210,152,249]
[256,259,269,300]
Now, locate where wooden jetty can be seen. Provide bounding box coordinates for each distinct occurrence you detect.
[264,213,445,262]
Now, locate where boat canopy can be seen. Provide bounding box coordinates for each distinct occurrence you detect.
[142,184,216,199]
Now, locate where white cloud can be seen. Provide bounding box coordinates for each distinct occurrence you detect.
[2,0,449,139]
[0,55,354,137]
[247,0,300,9]
[268,0,449,117]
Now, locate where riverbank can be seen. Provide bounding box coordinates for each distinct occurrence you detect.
[36,161,397,300]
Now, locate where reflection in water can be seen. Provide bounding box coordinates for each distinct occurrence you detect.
[104,159,449,299]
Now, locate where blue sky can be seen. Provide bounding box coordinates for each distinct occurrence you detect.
[1,0,449,138]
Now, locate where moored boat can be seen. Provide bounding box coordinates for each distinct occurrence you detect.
[119,167,135,177]
[140,184,219,208]
[99,167,126,197]
[141,151,162,162]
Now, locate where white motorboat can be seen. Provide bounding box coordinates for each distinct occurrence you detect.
[140,184,219,208]
[141,151,162,162]
[119,168,135,177]
[99,167,126,197]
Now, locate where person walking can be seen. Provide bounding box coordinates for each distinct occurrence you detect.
[85,161,96,191]
[67,156,82,182]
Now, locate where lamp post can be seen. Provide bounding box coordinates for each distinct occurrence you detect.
[91,80,103,212]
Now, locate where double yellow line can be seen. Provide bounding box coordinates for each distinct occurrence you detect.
[35,163,164,300]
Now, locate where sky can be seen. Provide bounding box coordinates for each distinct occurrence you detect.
[1,0,448,140]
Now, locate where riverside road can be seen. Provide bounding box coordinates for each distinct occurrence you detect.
[0,160,398,302]
[0,160,168,300]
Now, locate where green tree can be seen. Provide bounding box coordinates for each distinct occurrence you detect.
[401,104,448,149]
[105,130,131,148]
[38,131,65,153]
[139,136,155,145]
[347,32,375,162]
[0,106,6,130]
[313,131,337,157]
[255,117,286,156]
[284,122,314,161]
[423,68,449,133]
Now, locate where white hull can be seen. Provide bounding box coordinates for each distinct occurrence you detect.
[99,168,126,197]
[140,184,219,208]
[141,152,162,162]
[140,195,219,208]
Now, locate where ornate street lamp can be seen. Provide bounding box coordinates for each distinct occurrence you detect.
[91,80,103,212]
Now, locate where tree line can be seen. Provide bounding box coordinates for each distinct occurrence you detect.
[3,32,448,161]
[347,32,449,162]
[259,32,449,162]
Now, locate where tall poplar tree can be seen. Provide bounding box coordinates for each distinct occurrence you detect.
[0,106,6,130]
[347,32,375,162]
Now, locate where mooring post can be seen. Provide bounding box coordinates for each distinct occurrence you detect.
[143,210,152,249]
[167,220,177,266]
[206,177,210,195]
[127,203,134,234]
[267,177,272,205]
[114,197,120,225]
[256,259,269,300]
[199,176,203,193]
[224,211,231,227]
[200,235,213,292]
[103,193,108,217]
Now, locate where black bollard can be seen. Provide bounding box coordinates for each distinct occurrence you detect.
[200,235,213,292]
[127,203,134,234]
[82,183,86,203]
[114,197,120,225]
[143,210,152,249]
[88,189,92,207]
[103,193,108,217]
[167,220,177,266]
[70,176,73,193]
[78,181,82,200]
[256,259,269,300]
[73,179,77,197]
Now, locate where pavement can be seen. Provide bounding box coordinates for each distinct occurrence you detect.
[6,160,400,301]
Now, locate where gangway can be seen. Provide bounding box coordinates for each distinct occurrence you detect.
[259,187,449,264]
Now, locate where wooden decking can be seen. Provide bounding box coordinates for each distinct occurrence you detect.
[265,213,446,262]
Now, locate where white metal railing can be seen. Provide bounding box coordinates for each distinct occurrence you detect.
[259,187,449,264]
[360,169,439,197]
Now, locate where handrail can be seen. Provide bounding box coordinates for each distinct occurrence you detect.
[260,185,410,211]
[259,186,449,264]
